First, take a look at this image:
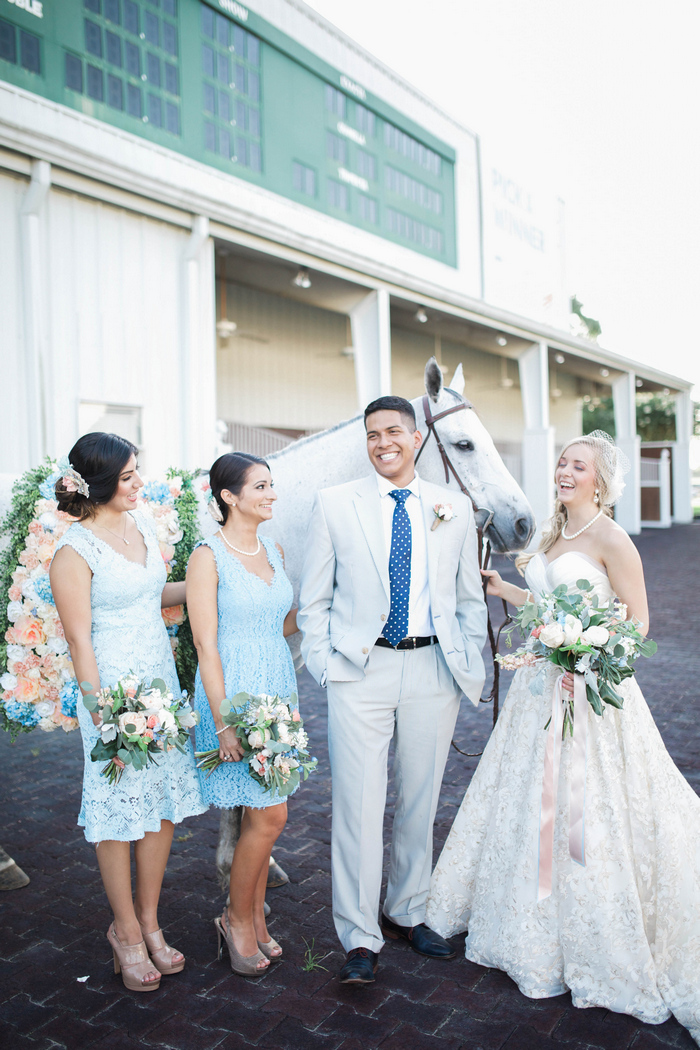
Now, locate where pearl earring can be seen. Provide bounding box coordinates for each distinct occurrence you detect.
[594,490,600,505]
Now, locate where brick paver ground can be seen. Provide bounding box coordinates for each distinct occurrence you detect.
[1,524,698,1050]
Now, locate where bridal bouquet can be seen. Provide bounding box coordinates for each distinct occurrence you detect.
[196,692,317,797]
[82,675,199,785]
[497,580,656,732]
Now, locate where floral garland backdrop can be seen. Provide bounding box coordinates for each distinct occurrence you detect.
[0,462,201,740]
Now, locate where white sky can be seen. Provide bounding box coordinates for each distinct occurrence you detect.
[305,0,700,397]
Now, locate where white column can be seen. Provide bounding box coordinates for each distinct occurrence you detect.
[673,389,693,523]
[518,340,555,532]
[349,288,391,409]
[20,160,51,465]
[612,371,641,534]
[181,216,217,470]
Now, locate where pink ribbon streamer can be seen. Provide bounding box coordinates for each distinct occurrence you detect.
[537,672,588,901]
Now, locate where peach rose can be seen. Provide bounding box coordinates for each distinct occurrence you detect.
[25,653,41,669]
[29,521,42,535]
[8,585,22,602]
[291,710,301,722]
[160,545,175,564]
[19,550,40,571]
[13,615,46,648]
[161,605,185,628]
[530,625,544,638]
[38,543,55,563]
[15,677,41,702]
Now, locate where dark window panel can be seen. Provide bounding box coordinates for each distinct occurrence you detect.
[326,131,346,164]
[144,12,159,46]
[293,161,315,197]
[219,127,230,158]
[0,19,17,65]
[85,20,102,58]
[247,71,259,102]
[85,0,101,12]
[125,40,140,76]
[105,0,120,25]
[127,82,141,116]
[203,81,215,113]
[236,137,247,166]
[248,107,260,138]
[86,64,104,101]
[328,178,349,211]
[162,23,177,56]
[165,101,179,133]
[124,0,138,34]
[234,62,245,93]
[235,99,246,129]
[249,142,261,172]
[146,52,160,86]
[325,84,345,119]
[65,52,83,92]
[147,93,162,126]
[19,30,41,74]
[201,44,214,77]
[215,14,228,47]
[106,30,122,67]
[232,25,245,55]
[145,0,159,5]
[218,90,230,124]
[201,5,214,37]
[107,74,123,109]
[247,35,259,66]
[204,121,216,151]
[359,194,378,224]
[216,51,229,84]
[163,0,177,15]
[165,62,178,95]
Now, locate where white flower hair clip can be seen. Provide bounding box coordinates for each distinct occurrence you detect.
[202,480,224,523]
[431,503,455,531]
[60,460,90,498]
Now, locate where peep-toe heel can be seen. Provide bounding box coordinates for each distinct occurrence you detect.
[107,923,161,992]
[142,927,185,975]
[214,915,269,977]
[257,937,283,960]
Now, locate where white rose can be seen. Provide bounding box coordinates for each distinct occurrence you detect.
[562,616,583,646]
[48,637,69,655]
[7,645,28,662]
[158,709,177,734]
[178,708,197,729]
[247,729,264,749]
[38,717,57,732]
[40,512,58,530]
[277,723,291,744]
[118,711,148,736]
[539,623,565,648]
[21,581,39,602]
[581,625,610,647]
[142,689,167,710]
[0,673,17,691]
[439,504,454,520]
[35,700,56,718]
[7,601,24,623]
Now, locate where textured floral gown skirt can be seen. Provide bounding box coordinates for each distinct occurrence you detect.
[54,513,207,843]
[426,551,700,1045]
[193,535,297,810]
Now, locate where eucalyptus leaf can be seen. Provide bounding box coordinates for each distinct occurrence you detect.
[150,678,167,694]
[82,696,98,712]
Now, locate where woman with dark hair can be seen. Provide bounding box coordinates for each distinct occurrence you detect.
[50,433,206,993]
[187,453,298,977]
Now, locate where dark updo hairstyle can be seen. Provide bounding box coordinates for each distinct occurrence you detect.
[209,452,269,524]
[55,432,139,520]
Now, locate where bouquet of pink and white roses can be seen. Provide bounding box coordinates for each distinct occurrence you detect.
[497,579,656,733]
[82,675,199,785]
[196,692,317,797]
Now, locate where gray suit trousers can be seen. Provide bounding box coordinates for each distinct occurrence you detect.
[327,642,461,953]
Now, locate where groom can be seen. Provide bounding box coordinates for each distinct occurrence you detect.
[298,395,487,984]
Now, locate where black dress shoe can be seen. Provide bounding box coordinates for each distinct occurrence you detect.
[381,914,456,959]
[339,947,379,984]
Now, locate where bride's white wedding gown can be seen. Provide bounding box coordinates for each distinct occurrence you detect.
[426,551,700,1044]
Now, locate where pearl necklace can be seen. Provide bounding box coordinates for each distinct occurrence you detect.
[218,530,261,557]
[562,508,604,540]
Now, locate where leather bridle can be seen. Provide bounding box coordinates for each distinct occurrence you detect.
[415,392,512,751]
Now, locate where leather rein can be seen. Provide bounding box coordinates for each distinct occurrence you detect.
[414,393,512,754]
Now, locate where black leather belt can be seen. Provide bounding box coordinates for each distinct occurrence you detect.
[375,635,438,651]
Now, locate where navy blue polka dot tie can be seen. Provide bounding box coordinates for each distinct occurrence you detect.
[382,489,412,647]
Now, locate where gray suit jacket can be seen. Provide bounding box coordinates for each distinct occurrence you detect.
[298,473,488,705]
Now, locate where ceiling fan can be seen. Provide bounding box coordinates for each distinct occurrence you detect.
[216,277,270,346]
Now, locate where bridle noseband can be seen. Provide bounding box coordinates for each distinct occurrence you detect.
[415,392,512,749]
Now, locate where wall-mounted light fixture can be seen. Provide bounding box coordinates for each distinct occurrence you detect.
[555,353,565,365]
[496,335,508,346]
[292,267,312,289]
[599,367,610,378]
[414,307,428,323]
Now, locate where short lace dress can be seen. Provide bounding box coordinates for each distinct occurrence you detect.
[193,535,297,810]
[53,511,207,843]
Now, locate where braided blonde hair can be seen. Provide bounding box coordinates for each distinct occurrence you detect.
[515,431,627,574]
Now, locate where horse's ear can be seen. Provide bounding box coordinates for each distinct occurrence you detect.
[449,363,465,398]
[425,357,443,403]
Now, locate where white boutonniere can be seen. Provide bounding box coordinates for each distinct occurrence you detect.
[431,503,455,531]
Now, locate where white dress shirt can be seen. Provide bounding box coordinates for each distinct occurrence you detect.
[376,472,434,638]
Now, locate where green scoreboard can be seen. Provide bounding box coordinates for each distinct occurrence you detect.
[0,0,457,265]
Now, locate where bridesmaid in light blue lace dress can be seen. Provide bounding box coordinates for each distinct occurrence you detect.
[50,433,206,993]
[187,452,298,976]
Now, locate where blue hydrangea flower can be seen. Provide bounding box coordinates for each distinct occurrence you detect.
[141,481,174,505]
[39,472,61,500]
[60,681,80,718]
[3,699,41,727]
[166,625,179,637]
[34,575,55,606]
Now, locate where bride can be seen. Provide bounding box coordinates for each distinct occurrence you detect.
[426,430,700,1044]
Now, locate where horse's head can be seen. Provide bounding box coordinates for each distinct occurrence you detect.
[413,358,535,552]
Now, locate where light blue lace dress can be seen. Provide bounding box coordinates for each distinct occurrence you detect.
[53,512,207,843]
[193,535,297,809]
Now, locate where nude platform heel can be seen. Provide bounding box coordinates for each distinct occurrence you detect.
[107,923,161,992]
[142,928,185,975]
